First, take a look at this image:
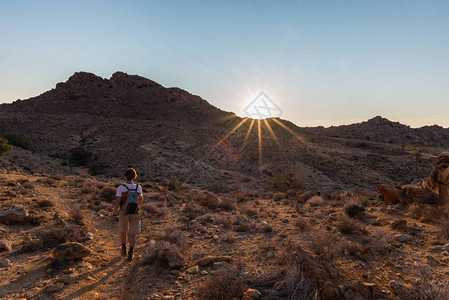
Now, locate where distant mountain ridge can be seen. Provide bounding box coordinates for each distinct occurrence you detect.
[0,71,447,192]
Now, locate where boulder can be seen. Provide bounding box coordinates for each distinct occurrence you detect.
[423,152,449,200]
[52,242,91,260]
[0,209,28,224]
[394,234,413,243]
[401,185,437,204]
[390,219,407,230]
[194,256,232,266]
[242,288,262,300]
[377,184,404,204]
[389,281,408,298]
[0,240,12,252]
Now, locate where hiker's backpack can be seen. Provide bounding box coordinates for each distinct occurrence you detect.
[121,184,140,214]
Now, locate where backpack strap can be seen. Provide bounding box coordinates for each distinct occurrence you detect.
[123,184,130,191]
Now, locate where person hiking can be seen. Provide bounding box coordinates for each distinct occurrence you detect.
[111,168,143,261]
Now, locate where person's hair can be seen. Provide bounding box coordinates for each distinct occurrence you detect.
[124,168,137,181]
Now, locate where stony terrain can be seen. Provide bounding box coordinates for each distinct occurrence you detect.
[0,72,449,299]
[0,151,449,299]
[0,72,448,194]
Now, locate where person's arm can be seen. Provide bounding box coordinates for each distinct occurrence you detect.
[110,196,121,224]
[138,185,143,205]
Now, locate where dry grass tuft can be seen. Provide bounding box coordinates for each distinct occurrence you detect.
[141,203,168,216]
[69,206,84,222]
[197,266,246,300]
[336,214,360,234]
[100,186,117,201]
[156,227,187,250]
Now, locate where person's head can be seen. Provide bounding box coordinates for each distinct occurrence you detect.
[124,168,137,181]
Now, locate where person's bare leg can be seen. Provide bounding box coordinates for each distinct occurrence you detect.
[121,233,127,244]
[128,234,136,247]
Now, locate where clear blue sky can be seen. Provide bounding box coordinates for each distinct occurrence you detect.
[1,0,448,127]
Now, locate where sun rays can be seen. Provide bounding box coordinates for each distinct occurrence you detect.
[211,116,304,172]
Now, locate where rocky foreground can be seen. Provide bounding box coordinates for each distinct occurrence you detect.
[0,151,449,299]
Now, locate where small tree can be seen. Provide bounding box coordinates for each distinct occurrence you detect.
[0,138,12,156]
[268,169,306,192]
[70,147,92,165]
[4,134,29,149]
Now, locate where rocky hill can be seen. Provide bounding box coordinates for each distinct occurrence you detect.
[0,72,447,193]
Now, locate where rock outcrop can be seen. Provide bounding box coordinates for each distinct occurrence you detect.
[378,152,449,204]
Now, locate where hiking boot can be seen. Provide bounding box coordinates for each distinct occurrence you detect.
[127,251,133,261]
[121,247,127,256]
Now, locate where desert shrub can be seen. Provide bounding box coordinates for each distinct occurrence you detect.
[235,191,248,202]
[408,264,449,300]
[344,203,365,219]
[420,205,444,223]
[307,196,325,207]
[19,225,84,252]
[22,182,35,189]
[87,162,105,175]
[412,150,422,158]
[306,229,338,261]
[38,199,54,208]
[213,181,224,193]
[238,205,259,217]
[141,240,183,271]
[232,214,255,232]
[81,183,96,194]
[267,170,306,193]
[295,218,310,230]
[100,186,116,201]
[197,267,246,300]
[168,176,181,191]
[156,227,187,250]
[408,203,425,220]
[183,203,202,220]
[70,147,92,165]
[257,222,273,233]
[371,229,392,255]
[440,217,449,241]
[219,231,236,243]
[69,206,84,222]
[0,138,12,156]
[199,194,219,210]
[37,177,57,187]
[141,203,168,216]
[218,198,236,211]
[336,214,360,234]
[3,134,29,149]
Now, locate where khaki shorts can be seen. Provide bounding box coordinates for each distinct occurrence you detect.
[118,210,141,235]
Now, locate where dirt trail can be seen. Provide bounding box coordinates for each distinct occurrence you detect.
[0,174,150,300]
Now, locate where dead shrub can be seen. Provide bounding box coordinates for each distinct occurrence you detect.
[197,266,246,300]
[100,186,116,201]
[257,223,273,233]
[344,203,365,219]
[232,214,254,232]
[81,183,96,194]
[408,203,425,220]
[156,227,187,250]
[69,206,84,222]
[19,225,85,252]
[306,229,338,262]
[38,199,54,208]
[199,194,219,210]
[273,192,286,201]
[295,218,310,230]
[440,217,449,241]
[336,214,360,234]
[307,196,325,207]
[183,203,202,220]
[219,231,236,243]
[141,203,168,216]
[218,198,236,211]
[371,229,392,255]
[235,191,248,202]
[420,205,444,223]
[141,240,183,271]
[22,182,35,190]
[238,205,259,217]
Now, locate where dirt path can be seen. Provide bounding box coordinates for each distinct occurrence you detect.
[0,174,151,300]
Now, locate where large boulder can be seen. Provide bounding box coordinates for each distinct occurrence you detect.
[423,152,449,200]
[52,242,91,260]
[401,185,437,204]
[377,184,404,204]
[0,209,28,224]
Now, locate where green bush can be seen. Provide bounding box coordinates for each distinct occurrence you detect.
[4,134,29,149]
[268,170,306,192]
[0,138,12,156]
[70,147,92,165]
